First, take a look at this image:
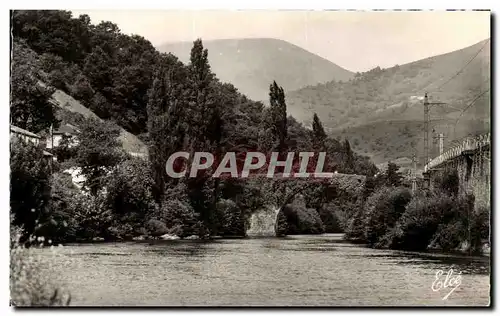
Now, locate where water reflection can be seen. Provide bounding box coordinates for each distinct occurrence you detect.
[42,234,490,306]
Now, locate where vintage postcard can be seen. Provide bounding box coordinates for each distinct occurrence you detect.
[9,9,491,307]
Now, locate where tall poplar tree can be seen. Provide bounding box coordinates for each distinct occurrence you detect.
[185,39,221,235]
[268,81,288,153]
[147,53,189,201]
[312,113,327,150]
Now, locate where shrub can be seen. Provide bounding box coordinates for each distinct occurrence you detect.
[145,219,168,237]
[215,199,245,237]
[344,186,412,244]
[364,187,412,246]
[331,199,364,231]
[280,196,324,235]
[40,172,82,243]
[107,222,136,240]
[72,194,113,241]
[434,169,460,196]
[275,211,289,237]
[470,206,490,253]
[430,221,467,252]
[429,195,489,253]
[104,157,156,236]
[318,203,342,233]
[10,140,52,240]
[387,193,475,251]
[344,209,366,241]
[150,185,201,238]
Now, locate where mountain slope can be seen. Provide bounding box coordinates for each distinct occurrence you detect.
[14,40,149,157]
[158,38,354,102]
[286,39,490,165]
[50,88,148,156]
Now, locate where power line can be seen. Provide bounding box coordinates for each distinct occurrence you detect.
[434,39,490,92]
[455,88,490,120]
[452,88,491,136]
[412,39,490,97]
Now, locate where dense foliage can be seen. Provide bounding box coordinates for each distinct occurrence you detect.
[10,140,52,240]
[10,10,378,241]
[345,168,490,254]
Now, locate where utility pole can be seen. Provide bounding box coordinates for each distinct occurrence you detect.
[422,93,447,189]
[438,133,444,155]
[412,153,417,193]
[432,132,446,156]
[50,123,54,149]
[424,93,429,166]
[423,94,447,164]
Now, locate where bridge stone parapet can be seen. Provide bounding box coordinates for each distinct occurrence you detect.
[425,133,490,171]
[425,133,490,211]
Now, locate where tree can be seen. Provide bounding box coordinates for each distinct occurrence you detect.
[75,118,125,195]
[312,113,327,148]
[185,39,221,235]
[385,161,403,187]
[42,172,82,243]
[146,55,189,200]
[435,169,460,196]
[268,81,288,153]
[70,73,94,107]
[342,139,355,173]
[83,46,112,99]
[364,187,412,246]
[363,175,377,200]
[186,38,219,151]
[12,10,89,63]
[10,139,52,239]
[10,45,59,133]
[215,199,245,237]
[104,158,156,239]
[105,158,155,219]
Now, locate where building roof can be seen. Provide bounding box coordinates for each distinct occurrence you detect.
[10,125,41,139]
[53,124,79,135]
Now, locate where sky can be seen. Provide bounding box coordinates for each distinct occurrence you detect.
[71,10,490,72]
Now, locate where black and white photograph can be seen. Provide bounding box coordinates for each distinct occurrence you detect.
[8,8,491,307]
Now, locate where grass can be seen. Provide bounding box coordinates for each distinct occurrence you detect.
[10,224,72,307]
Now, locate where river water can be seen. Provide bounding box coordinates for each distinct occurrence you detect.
[39,234,490,306]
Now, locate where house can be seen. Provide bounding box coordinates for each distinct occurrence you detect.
[45,123,80,149]
[10,124,54,164]
[10,125,41,146]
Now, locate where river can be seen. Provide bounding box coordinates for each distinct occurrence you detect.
[39,234,490,306]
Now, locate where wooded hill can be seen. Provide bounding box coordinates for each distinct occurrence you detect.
[286,39,490,164]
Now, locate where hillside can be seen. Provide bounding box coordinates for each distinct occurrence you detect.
[286,39,491,165]
[158,38,354,102]
[50,88,148,156]
[14,40,149,157]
